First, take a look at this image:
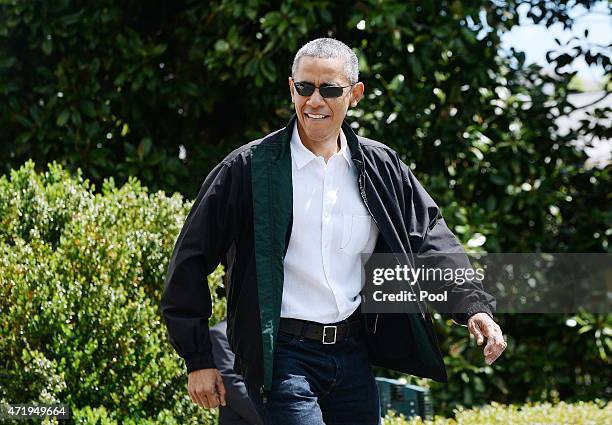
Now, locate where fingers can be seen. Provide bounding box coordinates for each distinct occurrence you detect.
[188,382,214,408]
[468,317,485,345]
[482,324,507,365]
[216,371,227,407]
[203,372,223,408]
[187,368,224,409]
[204,390,221,409]
[467,314,508,365]
[188,384,208,408]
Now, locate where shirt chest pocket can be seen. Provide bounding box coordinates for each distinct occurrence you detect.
[340,214,373,255]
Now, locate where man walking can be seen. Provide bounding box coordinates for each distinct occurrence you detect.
[161,38,506,425]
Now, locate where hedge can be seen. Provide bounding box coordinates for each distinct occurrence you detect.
[382,400,611,425]
[0,161,225,424]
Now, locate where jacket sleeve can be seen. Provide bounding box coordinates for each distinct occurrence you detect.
[161,161,239,373]
[398,157,496,326]
[210,321,264,425]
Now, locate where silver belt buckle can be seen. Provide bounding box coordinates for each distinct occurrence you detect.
[322,325,337,344]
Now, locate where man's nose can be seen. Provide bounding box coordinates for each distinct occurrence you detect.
[306,88,326,107]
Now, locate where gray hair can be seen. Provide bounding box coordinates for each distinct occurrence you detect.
[291,38,359,85]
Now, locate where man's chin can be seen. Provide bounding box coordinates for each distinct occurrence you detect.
[297,117,339,142]
[302,128,335,143]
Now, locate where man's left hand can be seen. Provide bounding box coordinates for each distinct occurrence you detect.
[467,312,507,365]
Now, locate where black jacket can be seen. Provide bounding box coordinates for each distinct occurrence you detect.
[161,115,495,394]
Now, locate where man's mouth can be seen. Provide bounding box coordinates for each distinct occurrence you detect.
[305,113,329,120]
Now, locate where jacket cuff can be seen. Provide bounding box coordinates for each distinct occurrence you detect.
[452,302,494,326]
[184,353,216,374]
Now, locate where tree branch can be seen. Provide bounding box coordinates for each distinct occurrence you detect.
[569,92,611,110]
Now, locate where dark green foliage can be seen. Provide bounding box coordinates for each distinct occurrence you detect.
[1,1,609,218]
[429,313,612,415]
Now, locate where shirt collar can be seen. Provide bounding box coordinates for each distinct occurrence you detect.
[290,121,352,170]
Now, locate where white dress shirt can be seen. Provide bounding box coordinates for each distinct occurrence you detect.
[281,123,380,324]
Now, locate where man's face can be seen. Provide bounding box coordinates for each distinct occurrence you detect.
[289,56,364,145]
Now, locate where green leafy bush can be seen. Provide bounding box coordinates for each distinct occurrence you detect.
[0,161,225,424]
[382,400,611,425]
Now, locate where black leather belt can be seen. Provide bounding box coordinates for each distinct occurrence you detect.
[278,309,362,344]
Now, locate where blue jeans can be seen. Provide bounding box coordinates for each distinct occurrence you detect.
[247,330,381,425]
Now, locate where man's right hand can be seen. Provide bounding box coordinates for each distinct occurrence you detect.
[187,368,227,408]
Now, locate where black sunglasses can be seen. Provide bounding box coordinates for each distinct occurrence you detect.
[293,81,354,98]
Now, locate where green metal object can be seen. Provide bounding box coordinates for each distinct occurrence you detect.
[376,377,433,420]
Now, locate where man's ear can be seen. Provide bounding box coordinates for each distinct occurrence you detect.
[350,82,365,107]
[288,77,295,103]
